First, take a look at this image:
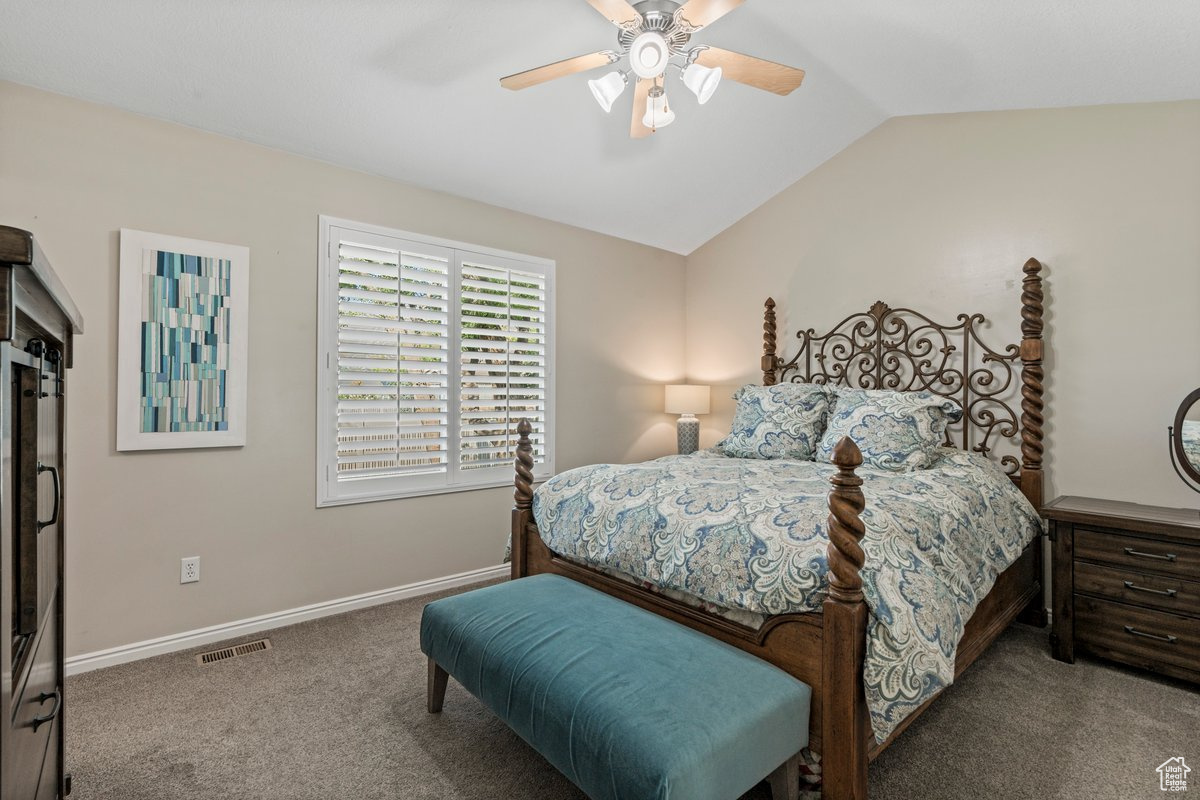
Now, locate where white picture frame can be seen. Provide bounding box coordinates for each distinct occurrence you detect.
[117,229,249,451]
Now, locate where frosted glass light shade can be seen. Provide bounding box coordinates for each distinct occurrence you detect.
[642,90,675,129]
[665,385,711,415]
[588,71,627,113]
[682,63,722,104]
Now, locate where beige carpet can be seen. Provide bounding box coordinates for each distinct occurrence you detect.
[65,579,1199,799]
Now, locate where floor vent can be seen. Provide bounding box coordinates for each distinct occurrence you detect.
[196,638,272,666]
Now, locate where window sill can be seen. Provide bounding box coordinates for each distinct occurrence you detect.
[316,476,548,509]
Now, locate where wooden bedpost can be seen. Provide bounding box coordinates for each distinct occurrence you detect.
[1019,258,1045,511]
[762,297,778,385]
[822,436,869,800]
[1018,258,1048,627]
[512,418,534,580]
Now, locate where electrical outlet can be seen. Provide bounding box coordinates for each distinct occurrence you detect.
[181,556,200,584]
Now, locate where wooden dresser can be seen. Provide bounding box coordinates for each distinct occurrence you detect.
[0,227,83,800]
[1045,495,1200,683]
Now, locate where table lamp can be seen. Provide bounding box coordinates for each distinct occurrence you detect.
[665,385,710,455]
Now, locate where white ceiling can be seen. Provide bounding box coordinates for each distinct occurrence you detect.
[3,1,1198,254]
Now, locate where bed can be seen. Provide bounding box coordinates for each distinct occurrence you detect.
[510,257,1048,800]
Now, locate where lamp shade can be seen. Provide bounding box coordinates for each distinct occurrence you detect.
[642,88,675,129]
[588,70,627,113]
[665,385,711,415]
[682,63,722,104]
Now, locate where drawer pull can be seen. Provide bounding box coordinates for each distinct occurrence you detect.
[1123,625,1177,644]
[31,689,61,731]
[1123,580,1178,598]
[1123,547,1176,562]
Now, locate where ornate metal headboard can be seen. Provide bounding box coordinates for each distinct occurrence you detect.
[760,258,1046,508]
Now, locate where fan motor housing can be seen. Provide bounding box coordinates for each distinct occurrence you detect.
[621,0,692,55]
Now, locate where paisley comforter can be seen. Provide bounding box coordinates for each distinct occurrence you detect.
[531,448,1041,742]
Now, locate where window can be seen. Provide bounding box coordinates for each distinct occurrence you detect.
[317,217,554,506]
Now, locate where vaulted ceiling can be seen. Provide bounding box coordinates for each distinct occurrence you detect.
[3,1,1198,253]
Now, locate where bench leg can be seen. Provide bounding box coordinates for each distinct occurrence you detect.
[427,658,448,713]
[767,752,800,800]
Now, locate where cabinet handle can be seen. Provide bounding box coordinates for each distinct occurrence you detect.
[32,689,61,731]
[1123,625,1177,644]
[37,463,60,532]
[1123,580,1178,598]
[1123,546,1176,562]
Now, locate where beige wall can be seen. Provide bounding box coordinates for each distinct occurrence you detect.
[0,81,687,656]
[4,81,1197,657]
[687,101,1200,509]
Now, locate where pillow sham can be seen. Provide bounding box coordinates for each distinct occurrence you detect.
[817,388,962,471]
[717,383,832,460]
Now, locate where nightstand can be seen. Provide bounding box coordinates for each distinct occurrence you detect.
[1044,496,1200,683]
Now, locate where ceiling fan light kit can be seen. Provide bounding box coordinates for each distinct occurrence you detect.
[500,0,806,138]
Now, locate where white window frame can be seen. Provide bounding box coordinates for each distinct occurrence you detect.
[317,215,555,507]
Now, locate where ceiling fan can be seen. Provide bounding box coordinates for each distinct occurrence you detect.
[499,0,806,138]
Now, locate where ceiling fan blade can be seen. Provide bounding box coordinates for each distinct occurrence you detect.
[585,0,643,27]
[500,51,618,91]
[675,0,745,30]
[630,78,653,138]
[695,47,805,95]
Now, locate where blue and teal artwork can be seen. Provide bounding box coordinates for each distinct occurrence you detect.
[140,250,232,433]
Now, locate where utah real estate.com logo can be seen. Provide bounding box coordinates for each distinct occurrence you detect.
[1158,757,1191,792]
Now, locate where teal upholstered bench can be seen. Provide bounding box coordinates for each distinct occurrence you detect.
[420,574,811,800]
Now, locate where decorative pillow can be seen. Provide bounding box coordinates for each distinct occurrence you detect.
[817,388,962,471]
[717,384,832,460]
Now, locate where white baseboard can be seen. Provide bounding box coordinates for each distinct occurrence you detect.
[65,563,508,676]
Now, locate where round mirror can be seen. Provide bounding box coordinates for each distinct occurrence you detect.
[1171,387,1200,491]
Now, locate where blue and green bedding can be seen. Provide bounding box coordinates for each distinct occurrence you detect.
[532,448,1041,742]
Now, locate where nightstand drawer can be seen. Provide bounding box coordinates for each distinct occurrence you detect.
[1074,561,1200,617]
[1075,596,1200,674]
[1075,528,1200,581]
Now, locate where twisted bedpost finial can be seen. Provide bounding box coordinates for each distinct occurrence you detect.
[1020,258,1044,340]
[514,418,534,510]
[826,436,866,603]
[1019,258,1044,473]
[762,297,778,385]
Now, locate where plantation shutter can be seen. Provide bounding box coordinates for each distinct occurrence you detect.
[459,259,548,472]
[336,238,451,480]
[320,219,553,506]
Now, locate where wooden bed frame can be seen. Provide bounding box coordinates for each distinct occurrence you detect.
[510,258,1047,800]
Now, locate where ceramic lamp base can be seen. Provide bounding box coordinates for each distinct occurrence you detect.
[676,415,700,455]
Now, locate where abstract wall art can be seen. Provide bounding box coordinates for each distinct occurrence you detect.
[117,230,249,450]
